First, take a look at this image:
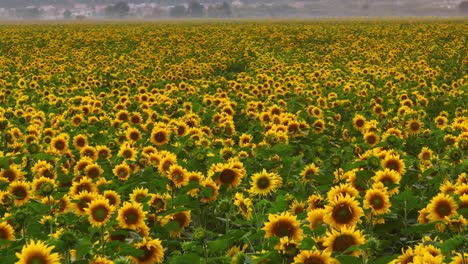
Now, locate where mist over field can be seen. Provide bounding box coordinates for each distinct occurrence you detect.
[0,0,467,20]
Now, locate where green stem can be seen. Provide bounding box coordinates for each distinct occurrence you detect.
[100,225,105,254]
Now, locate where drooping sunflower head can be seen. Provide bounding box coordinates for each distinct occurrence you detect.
[131,237,164,264]
[262,212,303,242]
[15,239,61,264]
[0,221,15,241]
[233,192,253,220]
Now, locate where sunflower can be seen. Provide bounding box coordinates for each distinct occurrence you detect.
[85,164,103,179]
[457,194,468,218]
[249,169,282,197]
[117,202,147,231]
[299,163,320,183]
[324,194,363,228]
[8,180,31,206]
[50,134,69,153]
[434,115,448,129]
[113,162,132,181]
[426,193,458,221]
[274,236,300,256]
[16,240,60,264]
[130,112,143,125]
[150,126,171,146]
[208,161,245,189]
[157,152,177,176]
[126,127,142,142]
[450,253,468,264]
[131,237,164,264]
[364,187,391,215]
[72,134,88,150]
[162,211,191,238]
[293,248,336,264]
[0,221,15,241]
[363,131,380,146]
[233,192,253,220]
[307,208,325,230]
[167,164,189,188]
[262,212,303,241]
[70,177,97,196]
[199,178,219,203]
[307,193,326,209]
[32,177,56,198]
[390,246,416,264]
[85,196,114,228]
[103,190,121,208]
[148,193,168,213]
[312,119,326,134]
[3,164,22,184]
[326,183,359,202]
[289,200,306,215]
[418,147,434,163]
[80,146,98,160]
[73,191,95,216]
[406,119,423,136]
[117,142,137,160]
[352,114,366,131]
[323,225,366,256]
[372,168,401,196]
[381,154,406,176]
[129,187,150,204]
[71,114,84,127]
[90,256,114,264]
[96,145,112,160]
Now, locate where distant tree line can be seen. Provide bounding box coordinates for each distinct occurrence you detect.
[169,1,231,18]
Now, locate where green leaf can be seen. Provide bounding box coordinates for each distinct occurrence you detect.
[375,254,398,264]
[167,253,204,264]
[440,235,464,255]
[335,255,360,264]
[207,238,230,252]
[75,238,93,259]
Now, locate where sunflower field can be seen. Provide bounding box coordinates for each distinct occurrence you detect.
[0,19,467,264]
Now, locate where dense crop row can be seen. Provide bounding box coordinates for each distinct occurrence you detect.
[0,19,467,263]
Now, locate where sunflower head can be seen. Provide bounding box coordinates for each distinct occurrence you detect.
[15,240,61,264]
[262,212,303,242]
